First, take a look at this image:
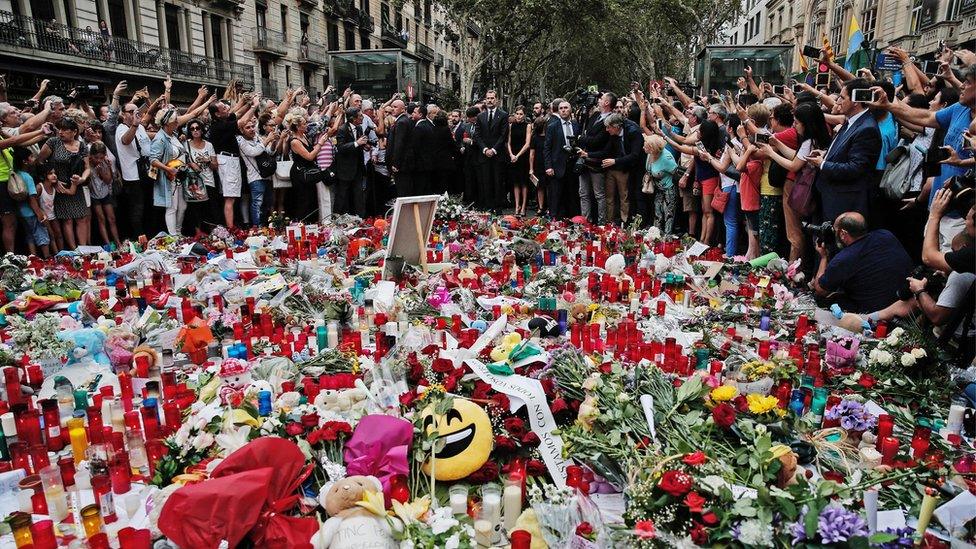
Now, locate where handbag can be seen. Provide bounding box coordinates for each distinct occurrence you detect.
[133,133,153,182]
[788,163,817,217]
[641,171,655,194]
[255,150,276,179]
[180,169,209,202]
[274,147,293,189]
[710,186,730,213]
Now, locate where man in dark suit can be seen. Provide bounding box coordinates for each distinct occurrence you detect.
[474,90,508,211]
[809,79,882,223]
[543,100,580,219]
[334,107,369,216]
[409,104,435,195]
[589,113,645,225]
[576,92,615,224]
[388,100,416,197]
[462,106,482,205]
[448,109,466,195]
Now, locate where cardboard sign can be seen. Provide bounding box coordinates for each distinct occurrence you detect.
[383,195,441,278]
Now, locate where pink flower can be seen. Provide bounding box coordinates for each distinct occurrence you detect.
[635,520,656,540]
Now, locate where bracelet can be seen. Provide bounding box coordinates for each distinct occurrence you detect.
[913,289,926,299]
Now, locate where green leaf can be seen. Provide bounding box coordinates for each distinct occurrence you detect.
[804,506,820,540]
[869,533,898,544]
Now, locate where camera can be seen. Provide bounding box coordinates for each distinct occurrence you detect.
[944,169,975,213]
[896,265,947,301]
[71,84,101,101]
[754,132,771,145]
[575,88,600,111]
[802,221,835,249]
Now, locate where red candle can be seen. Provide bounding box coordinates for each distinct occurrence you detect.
[875,415,893,451]
[656,301,666,316]
[879,436,899,466]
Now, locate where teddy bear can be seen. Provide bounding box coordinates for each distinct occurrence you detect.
[217,358,253,406]
[58,328,111,367]
[569,303,590,325]
[315,387,369,415]
[310,475,395,549]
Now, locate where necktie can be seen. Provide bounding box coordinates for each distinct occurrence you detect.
[564,121,572,146]
[488,110,494,125]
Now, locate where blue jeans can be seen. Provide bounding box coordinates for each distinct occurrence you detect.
[723,185,739,257]
[248,179,268,225]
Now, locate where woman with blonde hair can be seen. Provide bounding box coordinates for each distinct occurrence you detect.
[149,107,186,234]
[644,134,678,234]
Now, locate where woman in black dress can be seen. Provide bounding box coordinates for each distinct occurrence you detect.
[528,116,547,217]
[506,106,531,216]
[38,118,90,249]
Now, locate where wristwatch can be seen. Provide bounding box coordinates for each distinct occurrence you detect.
[913,289,926,299]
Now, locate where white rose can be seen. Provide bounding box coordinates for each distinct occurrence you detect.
[885,334,899,346]
[582,373,601,391]
[878,351,893,365]
[891,327,904,338]
[869,349,879,361]
[617,392,632,403]
[911,348,927,359]
[900,353,916,367]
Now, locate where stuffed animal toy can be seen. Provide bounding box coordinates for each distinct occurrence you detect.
[490,332,522,363]
[569,303,589,325]
[314,387,369,414]
[772,445,799,488]
[310,475,395,549]
[104,327,139,372]
[58,328,111,367]
[217,358,253,406]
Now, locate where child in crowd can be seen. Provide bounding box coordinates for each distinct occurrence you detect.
[11,149,51,258]
[88,141,121,249]
[37,163,63,252]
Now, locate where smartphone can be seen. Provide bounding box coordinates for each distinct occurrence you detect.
[792,83,805,93]
[772,85,785,95]
[815,73,830,87]
[754,132,771,145]
[803,45,822,58]
[928,147,951,163]
[851,88,876,103]
[921,60,941,75]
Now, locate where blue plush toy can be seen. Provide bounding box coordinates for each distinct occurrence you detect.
[58,328,111,366]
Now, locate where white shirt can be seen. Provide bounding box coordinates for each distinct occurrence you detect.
[561,118,574,147]
[115,123,150,181]
[189,141,217,187]
[236,135,270,183]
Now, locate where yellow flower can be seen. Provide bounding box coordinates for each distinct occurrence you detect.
[746,394,781,415]
[391,495,430,524]
[710,385,738,402]
[355,489,388,517]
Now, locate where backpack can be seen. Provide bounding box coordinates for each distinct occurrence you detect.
[879,144,922,200]
[3,152,27,201]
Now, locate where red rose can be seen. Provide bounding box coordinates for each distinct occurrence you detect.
[490,394,511,411]
[300,413,319,428]
[682,451,708,467]
[540,378,556,397]
[712,403,737,429]
[550,398,569,416]
[472,382,492,401]
[494,435,517,452]
[442,374,459,392]
[822,470,846,484]
[701,512,719,526]
[598,362,612,374]
[732,394,750,413]
[465,461,500,483]
[284,422,305,436]
[857,373,876,389]
[658,470,693,497]
[575,522,594,538]
[431,358,455,374]
[690,522,709,545]
[526,459,546,476]
[408,361,424,383]
[684,491,706,513]
[421,344,440,356]
[521,431,540,447]
[504,417,527,438]
[399,391,418,408]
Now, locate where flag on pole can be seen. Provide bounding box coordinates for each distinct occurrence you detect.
[797,43,809,73]
[844,13,867,72]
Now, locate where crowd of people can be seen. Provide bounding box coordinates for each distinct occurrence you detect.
[0,46,973,352]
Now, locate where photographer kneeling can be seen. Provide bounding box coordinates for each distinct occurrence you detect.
[812,212,913,314]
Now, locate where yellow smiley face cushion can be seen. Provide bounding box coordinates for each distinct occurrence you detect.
[420,398,494,481]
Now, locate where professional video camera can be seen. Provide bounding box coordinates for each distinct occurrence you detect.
[575,88,600,111]
[802,221,835,249]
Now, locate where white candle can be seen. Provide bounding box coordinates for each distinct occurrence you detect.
[503,484,522,532]
[948,404,965,434]
[449,486,468,515]
[474,519,493,547]
[327,321,339,349]
[864,488,879,533]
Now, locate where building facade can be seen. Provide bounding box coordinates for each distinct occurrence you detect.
[767,0,976,73]
[0,0,471,103]
[724,0,770,46]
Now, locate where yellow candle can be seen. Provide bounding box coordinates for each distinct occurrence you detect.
[68,417,89,464]
[916,488,939,536]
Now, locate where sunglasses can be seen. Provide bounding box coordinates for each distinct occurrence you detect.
[189,127,203,131]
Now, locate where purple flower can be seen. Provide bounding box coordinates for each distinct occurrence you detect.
[874,526,915,549]
[817,506,869,544]
[790,518,807,545]
[824,399,878,431]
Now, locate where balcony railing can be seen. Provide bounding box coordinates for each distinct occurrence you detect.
[252,27,287,56]
[299,39,327,65]
[358,12,375,32]
[0,10,253,87]
[918,19,960,52]
[416,42,434,60]
[381,22,407,47]
[260,77,278,99]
